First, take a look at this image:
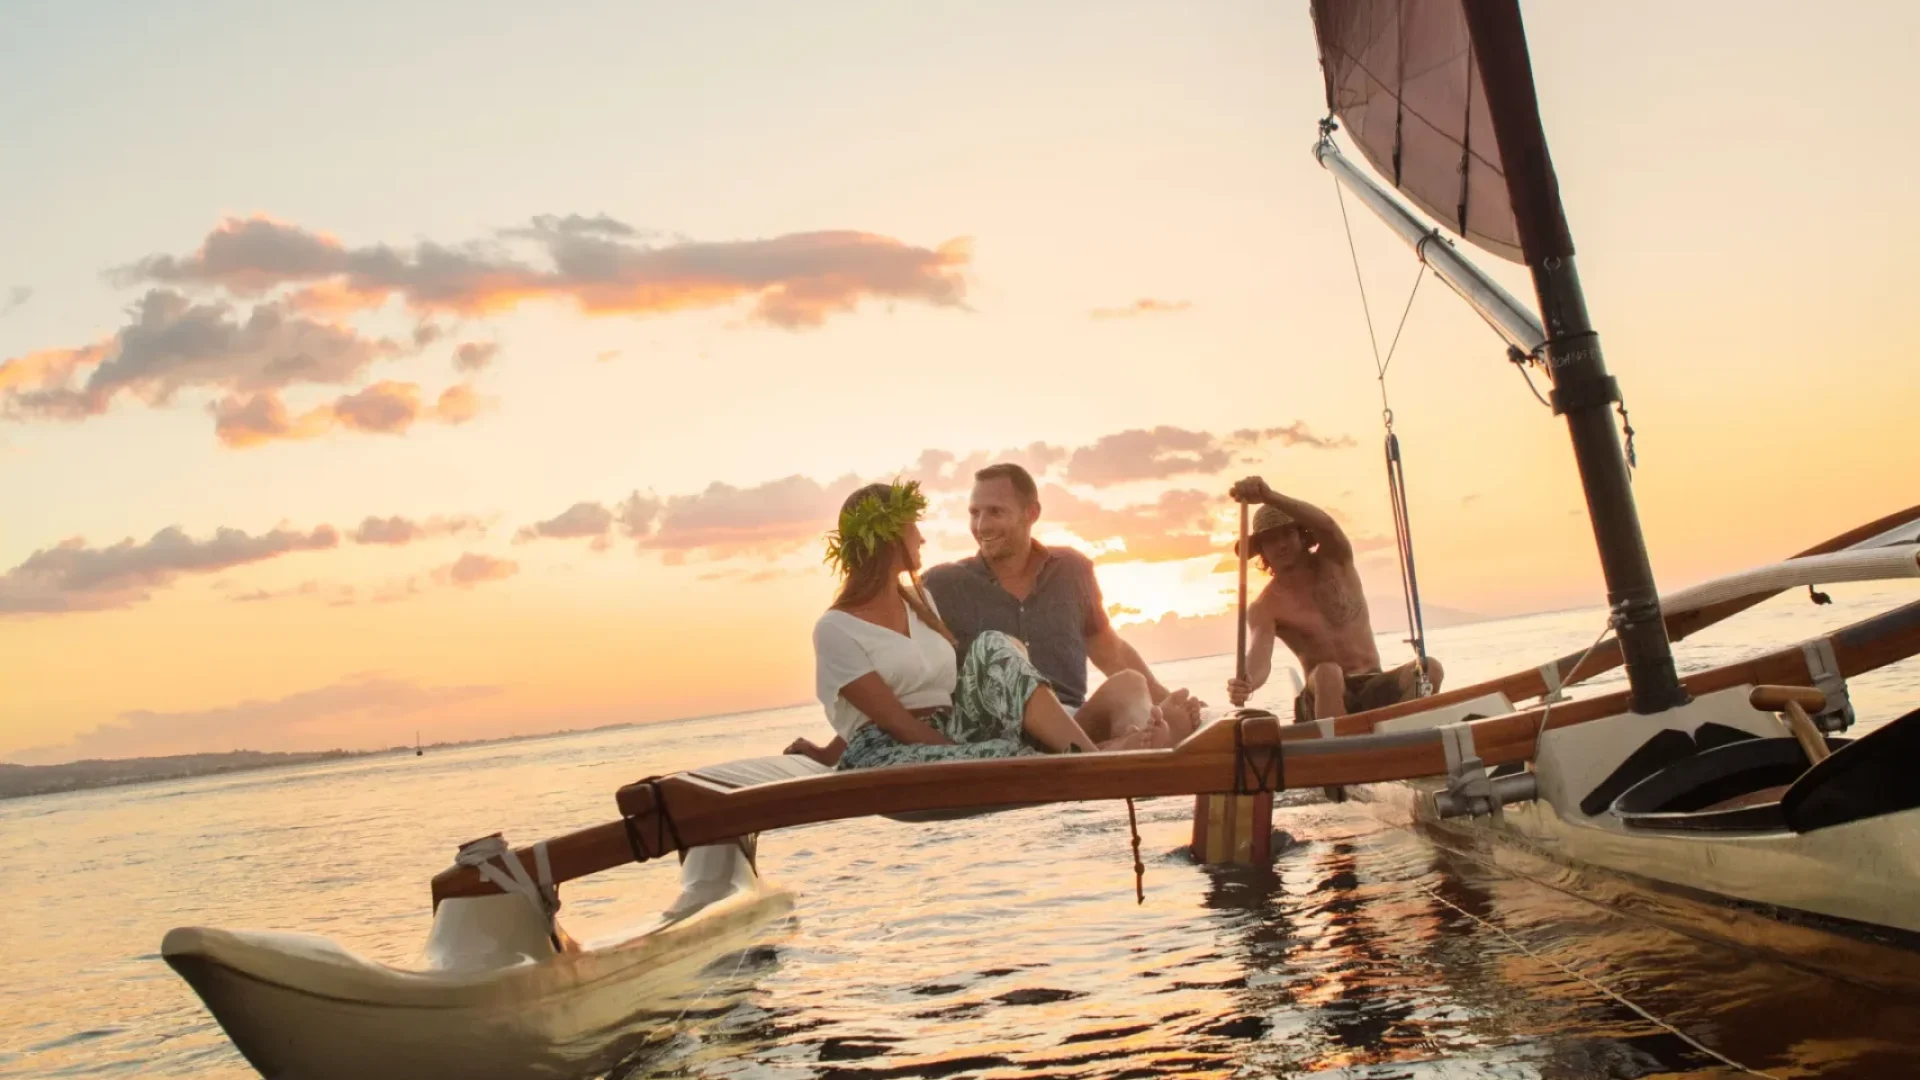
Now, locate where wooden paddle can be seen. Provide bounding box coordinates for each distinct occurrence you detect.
[1236,500,1250,689]
[1190,500,1276,864]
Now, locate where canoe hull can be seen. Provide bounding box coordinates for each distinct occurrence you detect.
[1351,686,1920,996]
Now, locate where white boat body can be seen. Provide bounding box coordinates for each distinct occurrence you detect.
[1348,683,1920,992]
[164,842,792,1080]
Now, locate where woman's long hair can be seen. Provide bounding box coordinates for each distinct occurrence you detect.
[830,482,956,645]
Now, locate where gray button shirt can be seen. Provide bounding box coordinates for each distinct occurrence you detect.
[922,545,1110,708]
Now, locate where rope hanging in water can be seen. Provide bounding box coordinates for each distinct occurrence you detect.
[1331,173,1433,693]
[1125,798,1145,904]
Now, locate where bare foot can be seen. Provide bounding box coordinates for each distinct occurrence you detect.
[1144,716,1174,749]
[1180,696,1203,734]
[1160,689,1204,741]
[1098,724,1152,751]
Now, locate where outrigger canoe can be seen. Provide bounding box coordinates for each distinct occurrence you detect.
[165,0,1920,1073]
[163,522,1920,1078]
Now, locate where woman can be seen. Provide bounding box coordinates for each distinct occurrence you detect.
[812,480,1147,770]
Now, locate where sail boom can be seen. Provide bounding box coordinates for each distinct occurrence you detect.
[1316,137,1544,357]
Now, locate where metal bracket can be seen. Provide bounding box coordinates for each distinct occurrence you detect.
[1434,722,1497,819]
[1801,638,1855,733]
[1549,373,1621,416]
[1433,722,1540,819]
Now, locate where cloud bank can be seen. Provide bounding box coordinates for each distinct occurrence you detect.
[115,214,972,329]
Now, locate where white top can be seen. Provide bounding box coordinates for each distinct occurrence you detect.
[812,599,957,740]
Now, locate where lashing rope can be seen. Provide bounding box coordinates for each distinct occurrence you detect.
[622,777,687,864]
[1420,886,1776,1078]
[1230,715,1283,794]
[1331,171,1434,694]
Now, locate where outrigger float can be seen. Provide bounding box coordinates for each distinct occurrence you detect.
[164,2,1920,1077]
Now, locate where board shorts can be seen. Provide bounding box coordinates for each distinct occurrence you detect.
[1292,660,1426,723]
[839,630,1051,770]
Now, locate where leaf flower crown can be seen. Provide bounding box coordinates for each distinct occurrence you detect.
[823,480,928,578]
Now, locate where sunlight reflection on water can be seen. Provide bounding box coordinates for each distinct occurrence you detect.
[3,584,1917,1078]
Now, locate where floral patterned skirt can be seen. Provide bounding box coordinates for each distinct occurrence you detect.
[838,630,1049,769]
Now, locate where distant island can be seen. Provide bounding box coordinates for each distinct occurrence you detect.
[1,596,1508,803]
[0,748,387,801]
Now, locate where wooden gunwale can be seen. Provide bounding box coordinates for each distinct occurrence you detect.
[429,597,1920,904]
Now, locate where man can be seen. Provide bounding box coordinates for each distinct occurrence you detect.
[786,463,1202,765]
[1225,475,1442,722]
[923,463,1204,747]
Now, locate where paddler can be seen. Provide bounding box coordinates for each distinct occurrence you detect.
[1225,475,1443,721]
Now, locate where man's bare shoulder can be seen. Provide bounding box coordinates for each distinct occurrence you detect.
[1248,580,1286,618]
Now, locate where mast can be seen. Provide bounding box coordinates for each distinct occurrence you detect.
[1460,1,1687,714]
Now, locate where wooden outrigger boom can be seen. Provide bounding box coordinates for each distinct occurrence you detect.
[1325,504,1920,734]
[430,593,1920,905]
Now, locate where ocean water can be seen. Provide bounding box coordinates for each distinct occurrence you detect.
[4,583,1918,1080]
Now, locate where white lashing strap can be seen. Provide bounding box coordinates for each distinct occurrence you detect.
[1438,721,1499,817]
[455,836,558,924]
[1800,638,1853,730]
[1537,661,1568,704]
[1439,721,1476,774]
[1315,718,1338,739]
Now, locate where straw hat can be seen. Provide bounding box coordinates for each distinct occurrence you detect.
[1235,504,1296,558]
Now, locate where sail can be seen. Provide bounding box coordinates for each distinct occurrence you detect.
[1310,0,1523,263]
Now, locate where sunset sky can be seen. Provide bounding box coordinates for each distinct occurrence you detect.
[4,1,1916,764]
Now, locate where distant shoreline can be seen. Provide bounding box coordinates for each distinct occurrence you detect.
[1,605,1586,803]
[0,707,810,802]
[0,748,384,802]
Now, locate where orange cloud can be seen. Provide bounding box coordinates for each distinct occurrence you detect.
[903,443,1070,492]
[643,474,864,562]
[434,383,482,425]
[515,424,1353,567]
[1228,422,1357,451]
[1063,427,1231,486]
[1054,425,1357,488]
[117,215,973,329]
[441,552,518,587]
[0,344,108,395]
[210,380,481,448]
[2,290,404,422]
[514,494,658,550]
[0,525,339,614]
[1040,485,1224,563]
[332,380,420,434]
[349,514,486,546]
[453,341,498,373]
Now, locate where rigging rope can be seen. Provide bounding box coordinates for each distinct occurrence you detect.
[1536,617,1615,746]
[1331,172,1433,693]
[1419,886,1777,1078]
